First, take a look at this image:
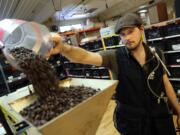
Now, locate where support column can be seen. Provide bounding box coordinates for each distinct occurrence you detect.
[148,1,168,24]
[175,0,180,18]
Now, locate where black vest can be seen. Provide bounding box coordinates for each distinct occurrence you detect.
[115,46,170,117]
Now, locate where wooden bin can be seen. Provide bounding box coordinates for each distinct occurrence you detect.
[0,78,118,135]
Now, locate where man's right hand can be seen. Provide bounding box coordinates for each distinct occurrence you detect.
[46,33,103,66]
[46,33,64,57]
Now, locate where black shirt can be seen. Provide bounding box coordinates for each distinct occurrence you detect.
[99,44,169,117]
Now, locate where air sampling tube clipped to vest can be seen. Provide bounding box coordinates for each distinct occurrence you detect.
[149,47,171,76]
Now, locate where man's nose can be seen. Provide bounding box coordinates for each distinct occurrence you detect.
[125,34,131,40]
[123,35,131,43]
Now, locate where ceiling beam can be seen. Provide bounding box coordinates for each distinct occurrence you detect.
[98,0,162,21]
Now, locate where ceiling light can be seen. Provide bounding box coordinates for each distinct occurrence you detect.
[138,9,148,13]
[71,14,88,18]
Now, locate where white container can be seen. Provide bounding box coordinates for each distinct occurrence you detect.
[0,19,51,70]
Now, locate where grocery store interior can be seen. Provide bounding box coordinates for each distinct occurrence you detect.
[0,0,180,134]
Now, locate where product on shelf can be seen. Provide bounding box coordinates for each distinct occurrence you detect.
[145,27,164,39]
[92,70,100,77]
[68,69,84,77]
[64,63,75,69]
[0,51,30,94]
[168,67,180,78]
[80,40,103,51]
[59,55,69,62]
[164,53,180,65]
[93,40,103,49]
[54,65,67,80]
[165,38,180,51]
[171,81,180,93]
[99,68,110,76]
[103,36,120,47]
[84,69,93,78]
[83,64,93,68]
[164,23,180,36]
[47,54,67,80]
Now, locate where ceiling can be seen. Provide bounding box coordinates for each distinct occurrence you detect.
[0,0,164,23]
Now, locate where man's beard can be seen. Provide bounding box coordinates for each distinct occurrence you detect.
[126,38,142,51]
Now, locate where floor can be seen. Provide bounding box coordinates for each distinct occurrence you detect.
[95,100,179,135]
[96,100,120,135]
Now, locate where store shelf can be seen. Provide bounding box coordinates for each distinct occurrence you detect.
[169,78,180,81]
[64,61,72,64]
[68,75,85,78]
[167,65,180,68]
[101,76,110,79]
[164,34,180,39]
[147,35,180,42]
[106,44,125,49]
[60,27,101,36]
[145,17,180,29]
[147,37,163,42]
[92,76,101,79]
[80,38,101,45]
[66,68,83,70]
[7,75,27,83]
[90,48,104,52]
[66,67,106,70]
[86,76,110,79]
[164,50,180,54]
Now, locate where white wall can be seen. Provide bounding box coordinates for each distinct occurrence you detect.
[148,6,159,24]
[52,18,86,26]
[165,0,175,19]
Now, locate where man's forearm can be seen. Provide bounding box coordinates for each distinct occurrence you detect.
[61,43,90,63]
[163,74,180,115]
[49,33,102,66]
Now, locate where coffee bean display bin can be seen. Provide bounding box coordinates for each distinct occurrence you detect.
[0,78,118,135]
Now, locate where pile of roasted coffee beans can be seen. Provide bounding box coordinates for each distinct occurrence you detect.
[10,47,100,127]
[10,47,60,99]
[20,86,99,126]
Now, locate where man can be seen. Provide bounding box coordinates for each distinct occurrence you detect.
[49,13,180,135]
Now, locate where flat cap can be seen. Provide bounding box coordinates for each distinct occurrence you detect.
[115,13,143,34]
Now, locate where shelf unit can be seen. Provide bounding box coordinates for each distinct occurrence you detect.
[169,78,180,81]
[59,27,101,36]
[0,52,30,96]
[145,18,180,94]
[58,26,121,80]
[164,50,180,54]
[47,55,68,80]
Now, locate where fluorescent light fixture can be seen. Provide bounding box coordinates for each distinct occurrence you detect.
[59,25,71,32]
[138,9,148,13]
[71,14,88,18]
[59,24,82,32]
[72,24,82,29]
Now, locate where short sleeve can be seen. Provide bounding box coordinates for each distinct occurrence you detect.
[98,49,119,79]
[98,50,116,68]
